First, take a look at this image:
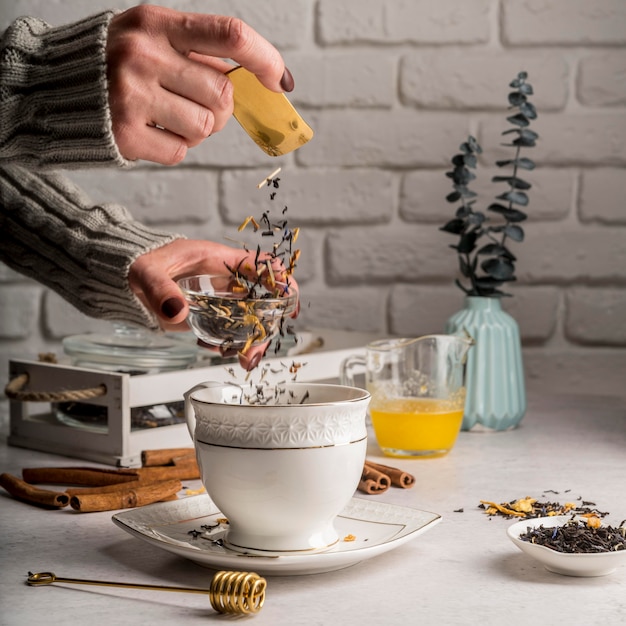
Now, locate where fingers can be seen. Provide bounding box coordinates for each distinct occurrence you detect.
[150,52,235,137]
[107,16,233,162]
[237,343,269,371]
[107,6,292,164]
[111,123,190,165]
[131,266,190,326]
[196,341,268,371]
[161,10,288,92]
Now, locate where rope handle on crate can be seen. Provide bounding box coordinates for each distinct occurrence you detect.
[4,372,107,403]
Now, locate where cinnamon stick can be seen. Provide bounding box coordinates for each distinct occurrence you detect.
[22,467,139,487]
[65,473,191,496]
[69,479,182,512]
[65,462,200,490]
[65,479,149,497]
[141,448,195,467]
[358,465,390,495]
[364,461,415,489]
[0,473,69,509]
[135,459,200,482]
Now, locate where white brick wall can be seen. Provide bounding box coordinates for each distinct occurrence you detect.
[501,0,626,45]
[2,0,626,431]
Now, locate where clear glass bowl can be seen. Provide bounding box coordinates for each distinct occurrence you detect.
[177,274,297,352]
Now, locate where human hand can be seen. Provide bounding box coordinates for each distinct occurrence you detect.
[106,5,294,165]
[128,239,299,370]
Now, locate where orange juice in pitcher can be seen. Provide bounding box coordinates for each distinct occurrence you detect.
[341,335,473,458]
[369,395,465,459]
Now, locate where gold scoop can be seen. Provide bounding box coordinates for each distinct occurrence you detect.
[227,66,314,156]
[27,570,266,615]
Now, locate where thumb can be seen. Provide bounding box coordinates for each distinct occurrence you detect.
[137,273,189,325]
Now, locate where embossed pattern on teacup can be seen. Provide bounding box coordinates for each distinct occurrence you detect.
[190,383,370,449]
[194,407,367,448]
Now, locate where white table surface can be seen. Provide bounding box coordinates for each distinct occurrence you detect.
[1,393,625,626]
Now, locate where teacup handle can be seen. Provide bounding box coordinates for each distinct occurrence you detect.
[339,354,366,387]
[183,381,225,440]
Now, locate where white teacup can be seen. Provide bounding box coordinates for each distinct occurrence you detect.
[184,382,370,555]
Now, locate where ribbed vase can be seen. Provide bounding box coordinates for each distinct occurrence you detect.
[445,296,526,431]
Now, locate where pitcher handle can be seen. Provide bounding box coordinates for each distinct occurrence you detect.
[339,354,366,387]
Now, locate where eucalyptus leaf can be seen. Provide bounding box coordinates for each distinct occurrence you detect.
[507,113,530,127]
[452,167,475,185]
[477,242,517,261]
[491,175,531,190]
[467,136,482,153]
[463,154,478,168]
[481,257,515,280]
[496,190,529,206]
[519,83,533,95]
[519,129,539,141]
[487,204,527,223]
[507,210,527,223]
[478,287,511,297]
[511,135,537,148]
[485,202,508,213]
[446,191,461,203]
[504,224,524,242]
[508,92,526,107]
[475,276,505,288]
[440,218,465,234]
[458,187,478,198]
[476,243,506,255]
[467,212,486,225]
[495,157,535,170]
[519,101,537,119]
[457,231,478,254]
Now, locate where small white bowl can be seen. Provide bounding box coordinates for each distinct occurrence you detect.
[507,516,626,577]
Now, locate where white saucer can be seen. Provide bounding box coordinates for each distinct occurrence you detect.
[112,494,441,576]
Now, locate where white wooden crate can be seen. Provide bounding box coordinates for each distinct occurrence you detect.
[7,347,364,467]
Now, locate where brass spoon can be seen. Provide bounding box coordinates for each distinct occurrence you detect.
[227,66,314,156]
[27,570,266,615]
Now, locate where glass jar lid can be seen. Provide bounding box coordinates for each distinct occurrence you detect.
[62,323,198,373]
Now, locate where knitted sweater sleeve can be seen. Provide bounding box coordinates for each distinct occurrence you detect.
[0,11,127,169]
[0,164,180,329]
[0,12,185,329]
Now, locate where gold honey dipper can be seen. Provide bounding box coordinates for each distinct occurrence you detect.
[27,570,266,615]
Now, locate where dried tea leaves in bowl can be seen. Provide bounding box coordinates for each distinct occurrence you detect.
[518,517,626,554]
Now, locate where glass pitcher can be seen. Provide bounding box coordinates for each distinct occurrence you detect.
[341,335,473,458]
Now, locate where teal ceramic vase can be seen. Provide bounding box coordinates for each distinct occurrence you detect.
[445,296,526,431]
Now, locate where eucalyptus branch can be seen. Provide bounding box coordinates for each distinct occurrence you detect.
[440,71,538,298]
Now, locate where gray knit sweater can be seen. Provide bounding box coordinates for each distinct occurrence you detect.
[0,11,182,329]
